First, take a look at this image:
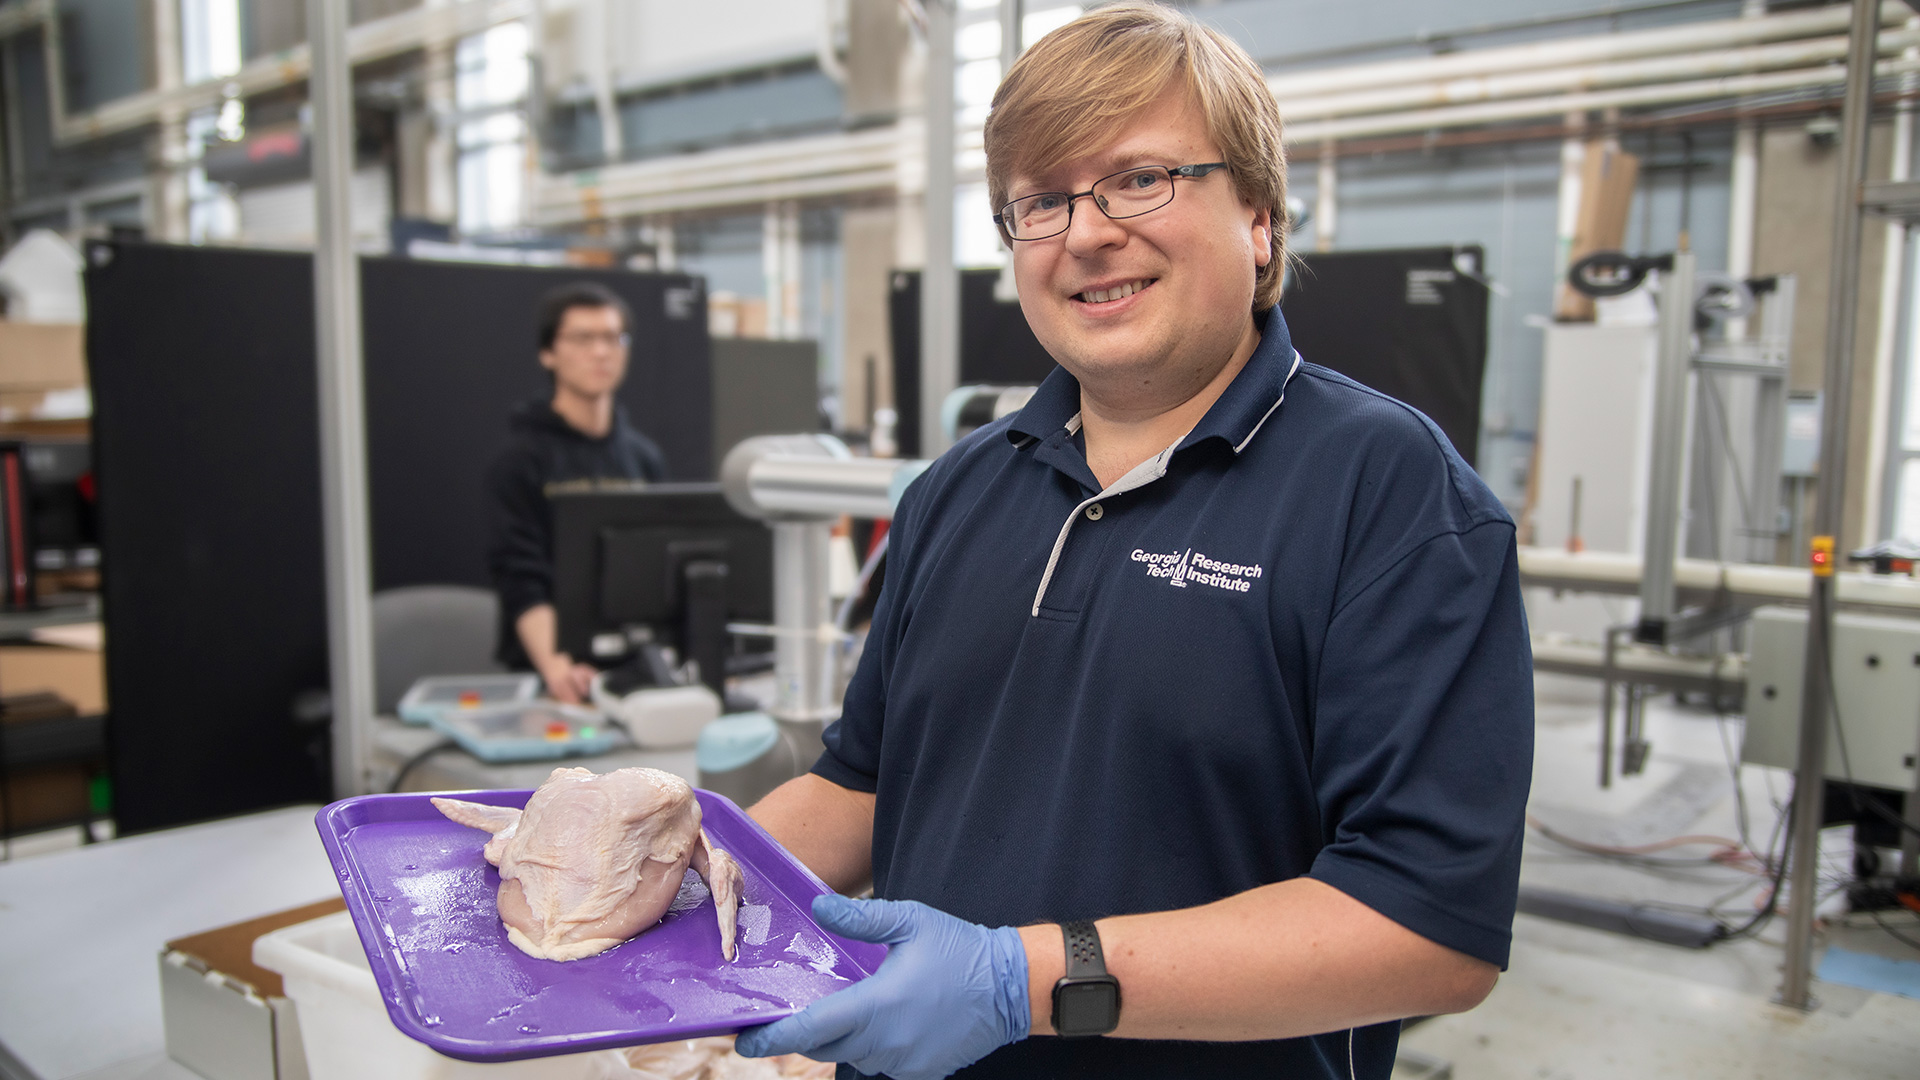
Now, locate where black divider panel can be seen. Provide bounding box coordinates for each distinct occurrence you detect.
[360,259,709,590]
[1281,247,1489,468]
[888,251,1488,467]
[86,241,332,833]
[888,269,1057,458]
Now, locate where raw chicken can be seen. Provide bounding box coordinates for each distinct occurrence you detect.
[432,766,744,962]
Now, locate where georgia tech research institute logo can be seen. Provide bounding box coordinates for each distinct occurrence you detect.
[1130,548,1265,593]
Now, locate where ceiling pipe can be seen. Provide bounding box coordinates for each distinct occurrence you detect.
[533,123,901,224]
[1287,55,1920,144]
[1266,1,1905,101]
[1280,29,1920,122]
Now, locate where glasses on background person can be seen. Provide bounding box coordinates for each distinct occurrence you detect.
[556,330,631,349]
[994,162,1229,242]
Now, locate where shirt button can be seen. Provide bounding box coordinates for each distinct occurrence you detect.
[1085,503,1104,521]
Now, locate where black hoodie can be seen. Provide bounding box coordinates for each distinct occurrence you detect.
[485,398,668,669]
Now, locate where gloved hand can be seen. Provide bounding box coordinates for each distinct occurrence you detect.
[733,894,1030,1080]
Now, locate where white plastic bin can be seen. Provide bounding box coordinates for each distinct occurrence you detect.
[253,912,622,1080]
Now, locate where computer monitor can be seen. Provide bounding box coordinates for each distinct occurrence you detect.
[550,482,774,700]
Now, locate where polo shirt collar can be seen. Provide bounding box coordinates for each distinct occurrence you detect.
[1005,360,1084,447]
[1004,306,1300,457]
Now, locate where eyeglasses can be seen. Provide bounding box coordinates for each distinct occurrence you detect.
[994,162,1229,242]
[556,330,631,349]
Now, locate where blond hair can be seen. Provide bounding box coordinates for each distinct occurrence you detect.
[983,2,1287,309]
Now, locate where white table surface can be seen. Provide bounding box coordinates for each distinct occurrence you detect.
[0,806,340,1080]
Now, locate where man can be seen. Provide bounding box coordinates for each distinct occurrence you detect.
[486,281,668,703]
[737,6,1532,1079]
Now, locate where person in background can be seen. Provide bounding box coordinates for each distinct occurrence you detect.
[486,281,667,703]
[736,5,1532,1079]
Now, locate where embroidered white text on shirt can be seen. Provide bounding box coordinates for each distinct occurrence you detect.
[1130,548,1263,593]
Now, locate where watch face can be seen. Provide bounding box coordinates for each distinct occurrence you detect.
[1055,979,1120,1035]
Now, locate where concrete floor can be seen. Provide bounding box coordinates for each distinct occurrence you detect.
[1395,679,1920,1079]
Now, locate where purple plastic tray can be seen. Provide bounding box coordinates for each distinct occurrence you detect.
[314,788,886,1062]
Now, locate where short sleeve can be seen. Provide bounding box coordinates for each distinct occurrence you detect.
[1306,520,1533,968]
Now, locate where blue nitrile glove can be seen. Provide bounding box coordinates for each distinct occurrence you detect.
[734,894,1030,1080]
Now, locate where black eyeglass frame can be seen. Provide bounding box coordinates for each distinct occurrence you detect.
[993,162,1230,242]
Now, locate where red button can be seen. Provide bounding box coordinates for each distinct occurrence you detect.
[545,721,570,741]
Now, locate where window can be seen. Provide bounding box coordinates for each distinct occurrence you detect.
[454,21,531,236]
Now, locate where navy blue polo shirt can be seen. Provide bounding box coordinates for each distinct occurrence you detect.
[813,308,1533,1080]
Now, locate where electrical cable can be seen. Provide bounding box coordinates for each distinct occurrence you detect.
[1713,708,1760,863]
[1525,814,1749,861]
[1698,374,1757,548]
[1869,908,1920,951]
[1716,808,1792,942]
[388,738,456,794]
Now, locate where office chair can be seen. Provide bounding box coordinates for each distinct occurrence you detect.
[370,585,501,715]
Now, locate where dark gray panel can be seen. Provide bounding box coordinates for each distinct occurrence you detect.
[54,0,151,111]
[709,338,821,465]
[626,67,842,158]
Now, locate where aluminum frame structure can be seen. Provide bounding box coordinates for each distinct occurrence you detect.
[1780,0,1881,1012]
[310,0,377,800]
[720,435,926,769]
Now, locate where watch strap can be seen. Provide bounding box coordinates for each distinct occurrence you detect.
[1061,920,1107,979]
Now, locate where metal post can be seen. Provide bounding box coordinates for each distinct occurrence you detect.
[589,0,623,165]
[1600,625,1619,789]
[921,0,960,457]
[1637,250,1696,642]
[768,521,838,773]
[770,521,838,726]
[150,0,189,243]
[1902,713,1920,876]
[1780,0,1879,1011]
[998,0,1023,72]
[309,0,376,799]
[1315,144,1336,252]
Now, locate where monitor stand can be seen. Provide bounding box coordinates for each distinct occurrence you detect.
[600,559,757,713]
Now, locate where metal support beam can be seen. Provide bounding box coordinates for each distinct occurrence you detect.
[1315,143,1337,252]
[921,0,959,458]
[149,0,188,242]
[1903,715,1920,876]
[1637,250,1696,642]
[998,0,1024,72]
[309,0,376,800]
[1780,0,1880,1011]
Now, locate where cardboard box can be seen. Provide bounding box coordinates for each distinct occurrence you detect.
[0,642,105,715]
[1555,139,1641,322]
[0,760,92,831]
[161,898,347,1080]
[0,321,85,391]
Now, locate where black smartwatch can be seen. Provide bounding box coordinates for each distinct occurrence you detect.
[1050,920,1121,1037]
